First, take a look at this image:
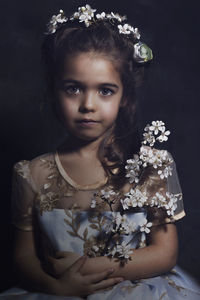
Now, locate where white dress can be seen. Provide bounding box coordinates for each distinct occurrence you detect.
[1,149,200,300]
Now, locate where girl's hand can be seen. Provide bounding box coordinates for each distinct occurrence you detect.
[45,251,81,277]
[54,255,124,297]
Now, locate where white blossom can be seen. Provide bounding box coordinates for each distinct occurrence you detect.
[164,192,178,216]
[133,27,141,39]
[96,12,106,19]
[143,131,156,147]
[90,198,96,208]
[139,146,154,167]
[121,219,137,234]
[110,241,133,259]
[157,130,170,142]
[121,188,147,210]
[46,9,68,34]
[139,218,152,234]
[111,212,125,231]
[92,245,99,252]
[149,121,165,135]
[118,24,134,34]
[158,166,173,179]
[107,12,126,22]
[125,154,142,183]
[100,189,116,199]
[139,232,146,248]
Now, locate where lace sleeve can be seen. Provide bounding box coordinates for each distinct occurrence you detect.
[140,151,185,225]
[11,160,37,231]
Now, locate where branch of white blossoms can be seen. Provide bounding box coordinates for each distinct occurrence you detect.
[125,121,173,184]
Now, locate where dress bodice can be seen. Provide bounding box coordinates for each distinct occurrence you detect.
[37,208,147,256]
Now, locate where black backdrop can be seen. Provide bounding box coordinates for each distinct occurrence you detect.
[0,0,200,291]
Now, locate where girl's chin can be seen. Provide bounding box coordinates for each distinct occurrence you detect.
[67,131,106,143]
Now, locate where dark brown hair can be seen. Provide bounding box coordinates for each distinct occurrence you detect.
[42,18,145,188]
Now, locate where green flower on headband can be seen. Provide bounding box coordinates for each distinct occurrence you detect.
[134,42,153,63]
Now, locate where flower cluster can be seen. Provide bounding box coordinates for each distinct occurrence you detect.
[149,192,179,216]
[121,188,148,210]
[125,121,173,183]
[70,4,96,27]
[46,9,68,34]
[45,5,153,64]
[108,212,137,234]
[143,121,170,146]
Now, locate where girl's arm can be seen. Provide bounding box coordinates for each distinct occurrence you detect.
[49,223,178,281]
[13,228,124,297]
[82,223,178,280]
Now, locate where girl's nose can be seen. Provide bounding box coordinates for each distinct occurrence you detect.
[79,92,96,112]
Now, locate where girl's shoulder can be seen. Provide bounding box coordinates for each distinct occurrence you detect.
[13,152,54,172]
[13,152,56,190]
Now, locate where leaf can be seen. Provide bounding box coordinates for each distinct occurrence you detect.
[90,224,98,230]
[64,219,72,226]
[67,230,78,237]
[65,210,72,218]
[83,228,88,239]
[76,222,81,232]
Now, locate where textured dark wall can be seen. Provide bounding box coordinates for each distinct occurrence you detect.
[0,0,200,291]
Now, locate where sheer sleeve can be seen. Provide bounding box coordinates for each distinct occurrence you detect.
[11,160,37,231]
[165,152,185,221]
[140,150,185,225]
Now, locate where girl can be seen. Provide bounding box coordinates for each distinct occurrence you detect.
[1,4,200,299]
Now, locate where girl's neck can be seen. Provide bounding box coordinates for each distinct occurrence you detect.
[57,135,102,159]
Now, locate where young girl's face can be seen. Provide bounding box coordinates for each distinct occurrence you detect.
[55,52,124,142]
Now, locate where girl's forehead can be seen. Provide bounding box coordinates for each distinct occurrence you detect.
[60,52,122,84]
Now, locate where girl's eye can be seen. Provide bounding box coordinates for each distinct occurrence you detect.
[64,86,80,95]
[99,88,114,96]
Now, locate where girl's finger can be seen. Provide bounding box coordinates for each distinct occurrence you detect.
[92,277,124,291]
[69,255,87,273]
[86,268,115,283]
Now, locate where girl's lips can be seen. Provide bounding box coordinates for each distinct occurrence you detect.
[76,119,100,127]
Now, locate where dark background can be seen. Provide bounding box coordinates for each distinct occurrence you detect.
[0,0,200,292]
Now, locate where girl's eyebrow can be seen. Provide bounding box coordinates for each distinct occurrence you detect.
[61,79,119,89]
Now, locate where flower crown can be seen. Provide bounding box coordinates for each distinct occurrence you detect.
[46,4,153,64]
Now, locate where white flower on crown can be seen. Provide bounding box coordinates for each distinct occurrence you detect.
[118,24,134,34]
[47,9,68,34]
[70,4,96,27]
[96,12,106,20]
[106,12,127,23]
[133,28,141,39]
